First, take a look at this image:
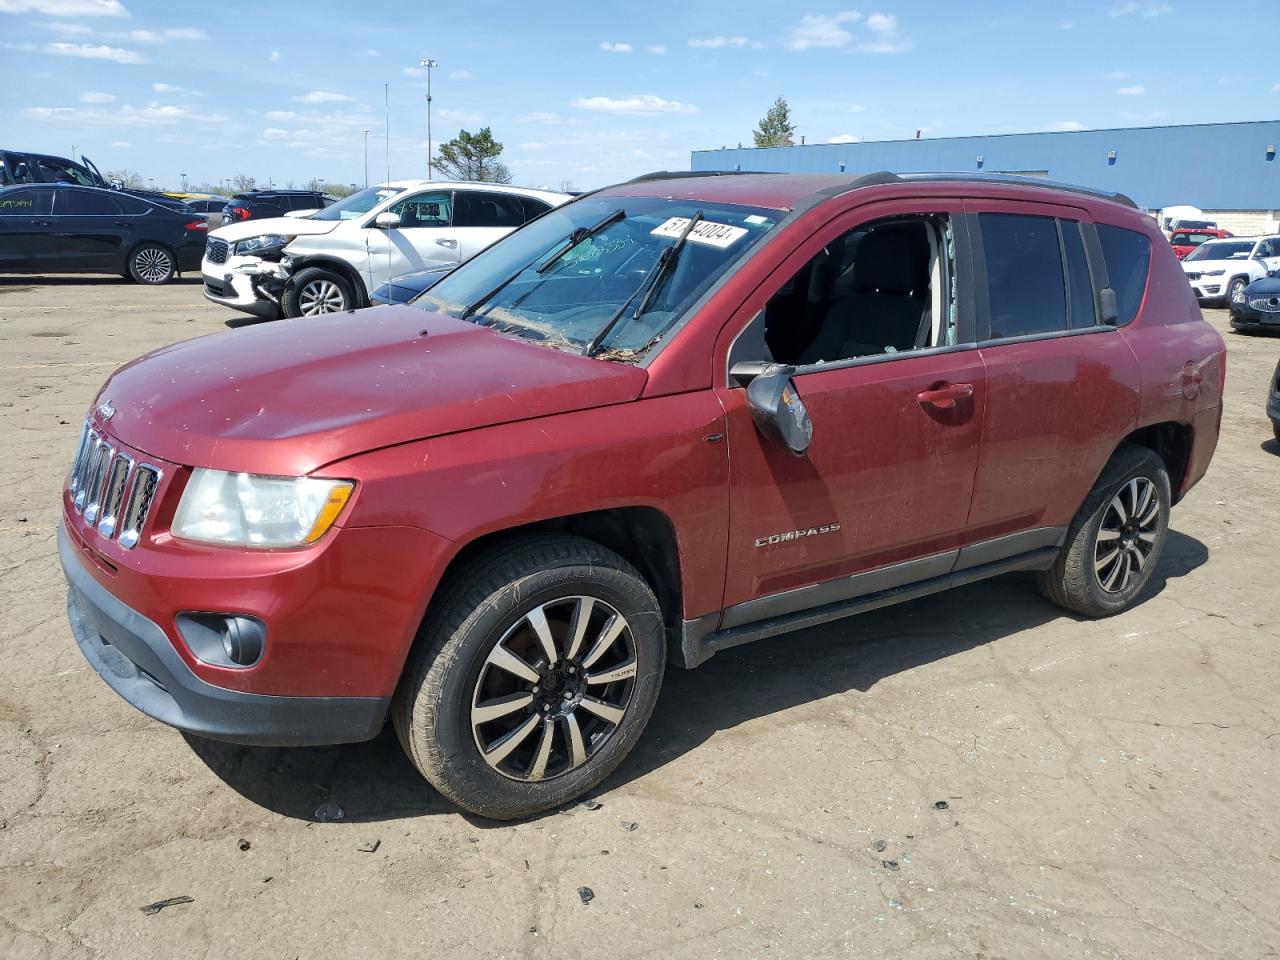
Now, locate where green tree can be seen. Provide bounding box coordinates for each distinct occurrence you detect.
[431,127,513,183]
[753,96,796,148]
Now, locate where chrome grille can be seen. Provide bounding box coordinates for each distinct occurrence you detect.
[1247,294,1280,313]
[67,418,162,550]
[206,238,228,264]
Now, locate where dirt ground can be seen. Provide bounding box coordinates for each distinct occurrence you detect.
[1,275,1278,960]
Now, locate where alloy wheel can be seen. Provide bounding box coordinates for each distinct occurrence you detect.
[298,279,346,315]
[134,247,172,283]
[470,596,638,782]
[1094,477,1160,593]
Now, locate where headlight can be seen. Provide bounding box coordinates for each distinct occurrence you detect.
[1233,287,1248,302]
[173,469,353,547]
[234,234,292,257]
[1202,269,1226,277]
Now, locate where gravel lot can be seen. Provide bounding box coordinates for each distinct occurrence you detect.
[1,275,1278,959]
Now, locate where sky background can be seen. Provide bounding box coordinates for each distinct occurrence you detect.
[2,0,1276,192]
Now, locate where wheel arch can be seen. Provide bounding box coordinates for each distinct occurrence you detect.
[285,255,369,307]
[1116,420,1193,503]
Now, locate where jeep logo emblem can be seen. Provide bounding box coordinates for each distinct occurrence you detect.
[96,399,115,421]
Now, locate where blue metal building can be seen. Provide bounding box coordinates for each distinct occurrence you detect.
[691,121,1280,212]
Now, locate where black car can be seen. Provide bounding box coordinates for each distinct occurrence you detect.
[1268,358,1280,443]
[0,184,206,284]
[1229,275,1280,333]
[1,148,194,213]
[368,264,453,305]
[222,190,336,224]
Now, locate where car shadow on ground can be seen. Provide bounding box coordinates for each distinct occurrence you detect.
[0,275,202,287]
[185,529,1209,825]
[1261,438,1279,457]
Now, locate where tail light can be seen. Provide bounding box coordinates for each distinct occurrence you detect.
[184,220,208,231]
[229,206,251,222]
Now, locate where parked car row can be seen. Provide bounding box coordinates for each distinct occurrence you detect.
[1181,234,1280,308]
[201,180,569,319]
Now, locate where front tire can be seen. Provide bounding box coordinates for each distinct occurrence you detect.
[394,535,665,820]
[284,268,355,317]
[127,244,176,285]
[1037,445,1170,617]
[1224,276,1247,306]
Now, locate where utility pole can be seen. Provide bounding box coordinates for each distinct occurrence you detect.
[361,129,369,187]
[420,57,438,179]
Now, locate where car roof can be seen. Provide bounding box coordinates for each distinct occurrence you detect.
[594,170,1139,213]
[377,179,570,202]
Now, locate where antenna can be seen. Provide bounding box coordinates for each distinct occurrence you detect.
[384,82,391,187]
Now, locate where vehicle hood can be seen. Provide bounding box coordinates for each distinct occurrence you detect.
[210,215,339,243]
[1181,258,1253,272]
[94,307,648,475]
[1244,276,1280,294]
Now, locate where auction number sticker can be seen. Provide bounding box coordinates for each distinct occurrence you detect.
[651,217,748,249]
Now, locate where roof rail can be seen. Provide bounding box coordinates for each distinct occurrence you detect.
[895,172,1138,208]
[625,169,761,184]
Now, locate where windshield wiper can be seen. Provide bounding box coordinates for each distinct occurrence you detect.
[583,210,703,357]
[536,208,624,273]
[459,209,626,322]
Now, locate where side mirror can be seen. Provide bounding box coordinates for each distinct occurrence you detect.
[1099,287,1119,325]
[732,362,813,456]
[374,211,401,229]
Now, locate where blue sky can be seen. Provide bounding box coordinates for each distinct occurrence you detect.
[2,0,1276,191]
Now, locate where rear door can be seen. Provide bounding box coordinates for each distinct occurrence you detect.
[963,201,1141,544]
[451,190,528,260]
[0,187,55,270]
[52,189,129,270]
[1253,237,1280,273]
[716,198,987,623]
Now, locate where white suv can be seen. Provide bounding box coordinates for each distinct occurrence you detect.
[202,180,569,319]
[1181,235,1280,305]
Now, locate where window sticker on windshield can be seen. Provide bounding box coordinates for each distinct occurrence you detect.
[651,217,749,249]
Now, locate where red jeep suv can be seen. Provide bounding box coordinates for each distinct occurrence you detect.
[60,172,1224,819]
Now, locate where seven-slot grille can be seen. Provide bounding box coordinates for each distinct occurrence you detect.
[68,420,162,550]
[1247,294,1280,313]
[205,238,228,265]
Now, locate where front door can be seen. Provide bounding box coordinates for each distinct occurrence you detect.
[52,188,130,270]
[363,189,456,289]
[716,200,986,625]
[0,187,56,270]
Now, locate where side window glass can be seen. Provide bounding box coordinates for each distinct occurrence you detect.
[454,192,524,228]
[1096,223,1151,326]
[980,213,1067,339]
[390,191,452,228]
[520,197,551,223]
[752,215,955,366]
[61,191,122,215]
[115,194,149,215]
[0,188,53,215]
[1060,220,1096,328]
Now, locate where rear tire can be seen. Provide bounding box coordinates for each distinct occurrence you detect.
[393,535,665,820]
[1037,445,1170,617]
[127,244,176,285]
[284,268,355,317]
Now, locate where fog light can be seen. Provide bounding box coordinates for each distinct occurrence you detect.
[177,612,266,668]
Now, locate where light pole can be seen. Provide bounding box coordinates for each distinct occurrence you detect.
[180,172,187,192]
[361,128,369,187]
[420,57,438,179]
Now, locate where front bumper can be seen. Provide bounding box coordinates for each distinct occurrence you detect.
[60,524,389,746]
[1229,301,1280,331]
[201,252,284,318]
[1187,279,1225,301]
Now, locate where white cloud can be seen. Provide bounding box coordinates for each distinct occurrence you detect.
[110,140,130,146]
[46,41,142,62]
[402,65,424,77]
[78,89,114,102]
[688,35,747,48]
[1116,84,1145,95]
[0,0,127,15]
[365,48,379,57]
[520,141,547,151]
[859,11,911,53]
[294,90,354,103]
[828,133,859,143]
[449,68,470,79]
[153,81,202,96]
[1107,70,1130,80]
[45,21,92,34]
[23,100,228,127]
[519,111,560,123]
[1108,1,1172,16]
[264,109,299,120]
[437,107,483,123]
[162,26,205,40]
[646,43,666,54]
[570,94,696,115]
[262,127,289,140]
[1050,120,1086,131]
[1059,18,1075,29]
[600,41,632,52]
[866,12,895,33]
[269,50,279,61]
[785,11,861,50]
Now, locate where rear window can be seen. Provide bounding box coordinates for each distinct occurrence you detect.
[1096,224,1151,326]
[980,213,1068,339]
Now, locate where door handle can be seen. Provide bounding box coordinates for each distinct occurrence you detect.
[113,221,134,228]
[916,382,974,409]
[434,237,457,247]
[31,220,51,227]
